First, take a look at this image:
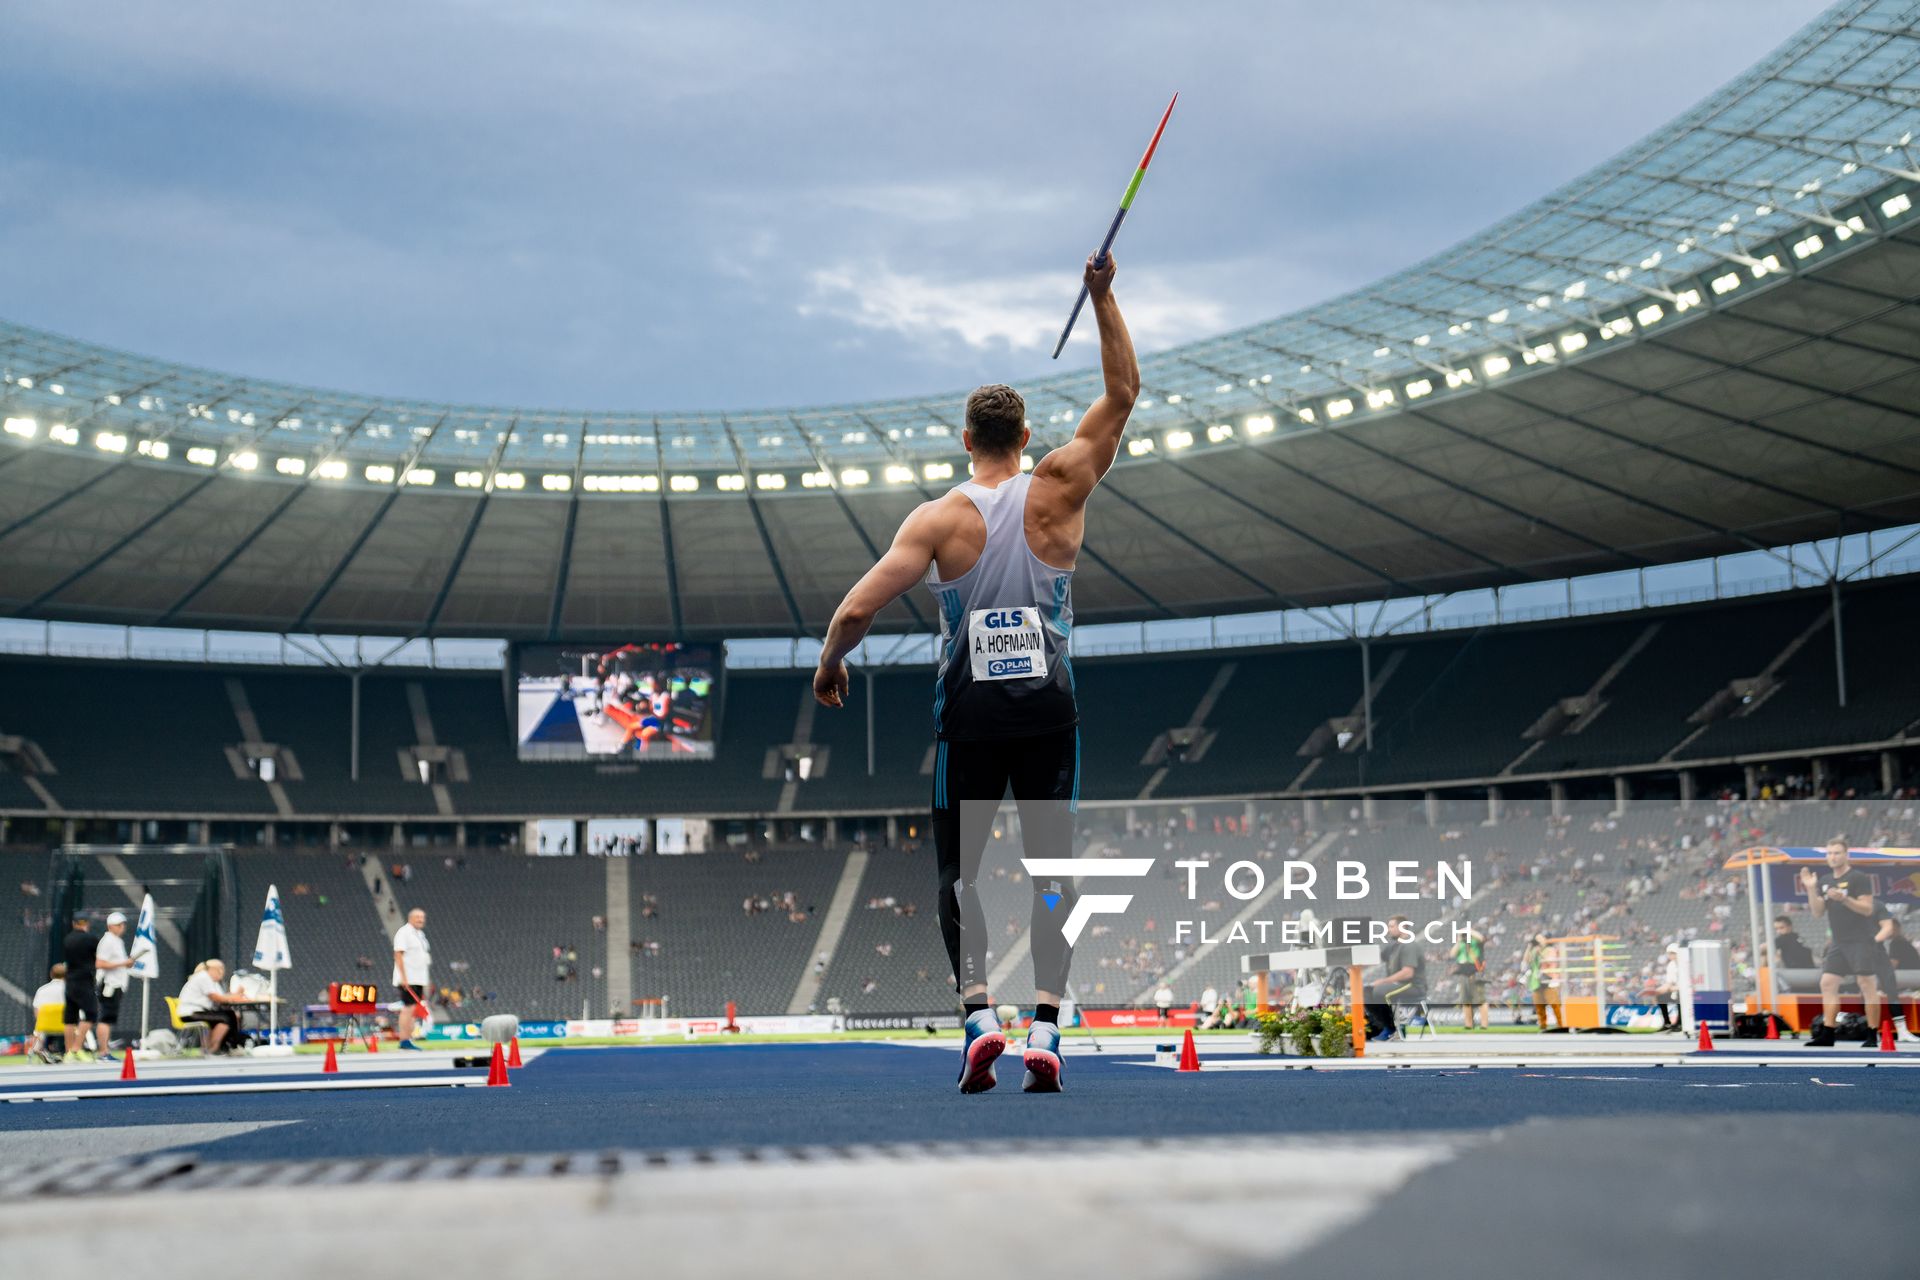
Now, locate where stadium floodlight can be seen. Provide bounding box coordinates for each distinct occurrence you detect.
[1244,414,1275,435]
[1486,309,1509,324]
[1260,373,1272,384]
[275,457,306,477]
[756,472,787,490]
[187,446,217,466]
[840,468,870,486]
[1559,332,1589,354]
[105,394,122,405]
[49,424,79,445]
[137,439,168,459]
[1297,406,1316,423]
[90,430,125,453]
[404,468,435,486]
[1127,438,1155,456]
[48,383,64,395]
[231,451,259,471]
[14,377,31,389]
[1020,454,1033,471]
[4,415,37,438]
[1165,429,1194,450]
[668,475,699,492]
[1884,192,1913,219]
[1562,281,1587,300]
[1326,398,1354,419]
[541,474,571,491]
[1792,234,1824,259]
[1834,214,1866,240]
[1483,355,1512,377]
[453,470,483,488]
[365,464,396,483]
[1371,347,1389,359]
[800,470,830,489]
[1404,380,1432,400]
[1413,334,1430,347]
[494,471,525,490]
[1215,382,1233,393]
[883,465,914,484]
[1674,288,1702,311]
[1749,253,1782,278]
[716,474,746,491]
[839,430,868,444]
[1637,303,1664,326]
[1165,393,1182,404]
[922,462,952,481]
[315,459,348,480]
[1206,423,1233,442]
[1364,388,1394,410]
[1710,271,1741,295]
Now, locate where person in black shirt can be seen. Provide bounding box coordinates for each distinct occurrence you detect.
[61,917,99,1062]
[1771,915,1815,971]
[1802,837,1881,1041]
[1364,914,1427,1041]
[1884,917,1920,972]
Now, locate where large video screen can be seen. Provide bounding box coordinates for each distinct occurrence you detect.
[515,642,720,761]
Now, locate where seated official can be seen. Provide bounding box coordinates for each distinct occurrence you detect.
[176,960,255,1055]
[29,964,67,1061]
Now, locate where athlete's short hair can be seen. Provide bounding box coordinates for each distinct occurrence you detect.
[964,384,1026,457]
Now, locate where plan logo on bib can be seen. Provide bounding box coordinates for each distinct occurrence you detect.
[1018,858,1154,945]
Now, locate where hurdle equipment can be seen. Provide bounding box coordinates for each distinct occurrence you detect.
[1178,1029,1201,1072]
[486,1042,510,1087]
[1540,934,1630,1030]
[322,1040,339,1073]
[1243,943,1382,1058]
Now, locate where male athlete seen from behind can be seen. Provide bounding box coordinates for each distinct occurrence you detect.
[816,254,1138,1093]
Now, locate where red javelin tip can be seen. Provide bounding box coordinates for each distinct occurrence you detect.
[1137,93,1178,172]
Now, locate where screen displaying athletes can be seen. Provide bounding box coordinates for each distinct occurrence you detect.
[515,642,719,760]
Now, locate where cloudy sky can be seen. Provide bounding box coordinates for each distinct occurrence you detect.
[2,1,1826,412]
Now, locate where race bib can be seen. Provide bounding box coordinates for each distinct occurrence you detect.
[969,606,1049,681]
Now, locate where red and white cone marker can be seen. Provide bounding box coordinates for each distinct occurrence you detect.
[1178,1029,1201,1072]
[486,1042,510,1087]
[1696,1021,1714,1052]
[322,1040,340,1074]
[508,1036,523,1068]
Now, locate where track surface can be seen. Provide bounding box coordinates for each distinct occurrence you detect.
[5,1042,1918,1162]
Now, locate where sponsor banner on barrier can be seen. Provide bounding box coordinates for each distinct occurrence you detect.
[567,1019,615,1037]
[1079,1009,1198,1029]
[423,1023,488,1042]
[839,1013,963,1032]
[518,1020,569,1039]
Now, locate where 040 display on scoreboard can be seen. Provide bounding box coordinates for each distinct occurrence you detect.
[513,641,719,761]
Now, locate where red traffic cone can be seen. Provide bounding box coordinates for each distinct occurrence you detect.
[486,1041,510,1087]
[322,1040,340,1074]
[366,1032,378,1054]
[1764,1014,1779,1041]
[1178,1028,1201,1072]
[507,1036,523,1068]
[1880,1018,1898,1053]
[120,1050,138,1081]
[1696,1021,1714,1052]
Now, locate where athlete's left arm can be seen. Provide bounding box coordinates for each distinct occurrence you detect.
[814,505,938,708]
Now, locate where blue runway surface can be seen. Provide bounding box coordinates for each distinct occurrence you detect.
[5,1042,1919,1163]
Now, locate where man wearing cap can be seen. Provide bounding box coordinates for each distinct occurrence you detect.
[94,911,134,1061]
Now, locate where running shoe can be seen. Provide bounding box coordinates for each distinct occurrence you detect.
[396,1040,423,1052]
[956,1009,1006,1094]
[1021,1020,1063,1093]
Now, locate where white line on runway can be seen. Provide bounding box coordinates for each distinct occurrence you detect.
[1127,1055,1920,1070]
[3,1077,487,1103]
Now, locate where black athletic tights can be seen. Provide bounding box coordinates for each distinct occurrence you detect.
[931,726,1079,998]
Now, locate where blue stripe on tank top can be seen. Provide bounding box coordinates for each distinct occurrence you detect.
[931,589,964,734]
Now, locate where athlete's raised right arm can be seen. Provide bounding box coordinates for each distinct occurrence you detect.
[1034,255,1138,506]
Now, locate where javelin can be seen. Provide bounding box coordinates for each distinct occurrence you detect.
[1050,92,1178,360]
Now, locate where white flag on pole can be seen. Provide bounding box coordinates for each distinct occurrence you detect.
[252,884,292,971]
[128,893,160,980]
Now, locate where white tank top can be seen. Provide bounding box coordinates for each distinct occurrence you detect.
[925,471,1076,741]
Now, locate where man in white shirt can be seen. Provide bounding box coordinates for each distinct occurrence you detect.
[93,910,134,1061]
[29,964,67,1062]
[177,960,253,1055]
[392,908,431,1050]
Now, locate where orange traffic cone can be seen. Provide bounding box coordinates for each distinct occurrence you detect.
[507,1036,523,1068]
[1696,1021,1714,1052]
[322,1040,339,1074]
[1764,1014,1779,1041]
[1178,1028,1201,1072]
[486,1041,510,1087]
[120,1050,138,1081]
[1881,1018,1898,1053]
[366,1032,378,1054]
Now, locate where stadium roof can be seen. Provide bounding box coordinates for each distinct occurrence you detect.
[2,0,1918,640]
